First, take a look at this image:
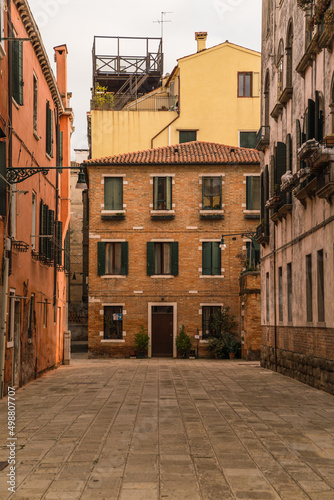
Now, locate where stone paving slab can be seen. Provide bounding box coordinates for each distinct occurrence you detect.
[0,358,334,499]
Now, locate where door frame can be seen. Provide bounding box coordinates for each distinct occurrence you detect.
[148,302,177,358]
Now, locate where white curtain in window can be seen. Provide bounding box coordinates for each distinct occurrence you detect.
[163,243,171,274]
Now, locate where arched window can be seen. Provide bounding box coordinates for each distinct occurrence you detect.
[286,21,293,88]
[277,40,284,96]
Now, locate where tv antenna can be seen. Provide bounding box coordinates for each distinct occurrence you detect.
[154,11,173,72]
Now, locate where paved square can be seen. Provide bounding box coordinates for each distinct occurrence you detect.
[1,358,334,499]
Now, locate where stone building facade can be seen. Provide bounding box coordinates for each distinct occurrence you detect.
[257,0,334,393]
[84,141,260,358]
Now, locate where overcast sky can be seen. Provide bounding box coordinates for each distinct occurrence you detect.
[28,0,262,158]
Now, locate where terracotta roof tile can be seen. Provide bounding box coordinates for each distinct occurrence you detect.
[84,141,260,166]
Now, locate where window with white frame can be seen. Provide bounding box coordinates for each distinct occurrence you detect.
[97,241,129,276]
[202,306,221,339]
[147,242,179,276]
[153,177,172,210]
[202,177,222,210]
[202,242,221,276]
[104,177,123,210]
[246,176,260,210]
[104,306,123,339]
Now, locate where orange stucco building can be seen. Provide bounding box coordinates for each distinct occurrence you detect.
[0,0,73,395]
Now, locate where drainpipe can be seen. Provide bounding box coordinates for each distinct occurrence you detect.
[273,220,277,372]
[151,75,180,148]
[0,257,9,398]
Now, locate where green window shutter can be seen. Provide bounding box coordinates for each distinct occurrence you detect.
[39,200,44,254]
[166,176,172,210]
[147,242,154,276]
[212,242,221,276]
[270,154,275,197]
[104,177,123,210]
[12,41,23,105]
[47,209,54,260]
[307,99,315,141]
[275,142,287,189]
[97,242,106,276]
[202,242,212,276]
[41,203,48,257]
[121,241,129,276]
[64,230,70,272]
[46,102,50,155]
[49,108,53,158]
[171,242,179,276]
[246,176,253,209]
[296,119,302,171]
[179,130,197,143]
[260,172,264,221]
[286,134,292,172]
[0,141,6,216]
[55,220,63,266]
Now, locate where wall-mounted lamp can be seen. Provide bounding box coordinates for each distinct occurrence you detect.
[7,165,88,187]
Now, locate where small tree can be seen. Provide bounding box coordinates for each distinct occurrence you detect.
[207,307,239,358]
[134,325,149,357]
[92,83,114,109]
[175,325,192,358]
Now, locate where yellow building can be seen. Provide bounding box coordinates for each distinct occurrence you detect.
[88,33,261,158]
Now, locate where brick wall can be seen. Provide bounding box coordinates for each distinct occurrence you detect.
[239,271,261,360]
[87,161,260,358]
[261,326,334,395]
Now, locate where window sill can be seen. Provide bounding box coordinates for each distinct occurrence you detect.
[150,210,175,214]
[243,210,260,219]
[7,342,13,348]
[200,275,224,278]
[200,210,224,220]
[200,210,224,214]
[33,130,40,141]
[101,339,125,343]
[101,275,127,279]
[101,211,126,220]
[200,340,209,344]
[150,275,174,279]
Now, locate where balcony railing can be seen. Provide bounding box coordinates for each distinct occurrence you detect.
[255,222,269,245]
[91,94,179,112]
[255,126,270,151]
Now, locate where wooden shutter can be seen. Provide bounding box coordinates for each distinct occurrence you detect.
[0,141,6,216]
[47,209,54,260]
[315,91,324,142]
[121,242,129,276]
[307,99,315,141]
[270,154,275,197]
[212,242,221,276]
[246,176,253,210]
[46,102,53,157]
[296,119,302,170]
[64,230,70,272]
[12,40,23,105]
[171,242,179,276]
[202,242,211,275]
[260,172,264,221]
[166,177,172,210]
[286,134,292,171]
[97,242,106,276]
[55,220,63,265]
[147,242,154,276]
[275,142,287,188]
[153,177,158,210]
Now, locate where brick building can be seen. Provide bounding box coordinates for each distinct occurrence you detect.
[0,0,73,395]
[84,141,260,358]
[257,0,334,393]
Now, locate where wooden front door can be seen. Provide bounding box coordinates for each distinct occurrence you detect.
[151,306,174,357]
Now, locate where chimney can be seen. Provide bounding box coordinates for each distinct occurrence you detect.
[195,32,208,52]
[54,44,68,107]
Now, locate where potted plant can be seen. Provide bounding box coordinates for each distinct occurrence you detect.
[207,307,239,359]
[175,325,192,358]
[92,83,114,110]
[134,325,149,358]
